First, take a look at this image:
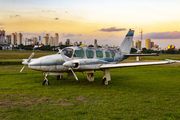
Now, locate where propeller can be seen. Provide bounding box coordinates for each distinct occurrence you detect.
[20,52,35,72]
[59,49,78,81]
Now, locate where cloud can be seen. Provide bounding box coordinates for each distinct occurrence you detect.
[100,27,126,32]
[135,31,180,39]
[10,15,21,18]
[65,11,68,13]
[54,18,59,20]
[108,35,114,37]
[0,23,3,25]
[42,10,56,13]
[77,34,82,36]
[63,33,75,37]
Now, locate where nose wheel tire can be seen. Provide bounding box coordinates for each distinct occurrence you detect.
[42,79,50,85]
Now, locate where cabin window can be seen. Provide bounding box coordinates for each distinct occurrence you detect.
[105,51,110,58]
[62,48,73,58]
[86,50,94,58]
[110,51,115,58]
[96,51,103,58]
[74,49,84,58]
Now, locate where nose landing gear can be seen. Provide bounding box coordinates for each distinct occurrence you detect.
[42,73,49,85]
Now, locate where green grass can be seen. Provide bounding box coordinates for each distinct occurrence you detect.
[0,51,180,119]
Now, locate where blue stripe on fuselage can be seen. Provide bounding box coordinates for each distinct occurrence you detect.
[29,62,64,66]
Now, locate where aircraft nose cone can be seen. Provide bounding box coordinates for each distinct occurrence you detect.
[63,61,72,67]
[28,59,41,70]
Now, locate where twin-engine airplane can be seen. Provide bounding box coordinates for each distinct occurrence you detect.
[20,29,180,85]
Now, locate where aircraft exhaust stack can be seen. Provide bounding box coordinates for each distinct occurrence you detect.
[119,29,134,54]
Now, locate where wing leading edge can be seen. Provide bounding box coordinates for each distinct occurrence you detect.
[99,60,179,69]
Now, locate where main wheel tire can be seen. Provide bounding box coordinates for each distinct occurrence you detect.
[57,75,60,80]
[102,77,109,85]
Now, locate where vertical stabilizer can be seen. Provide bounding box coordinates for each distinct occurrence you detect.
[119,29,134,54]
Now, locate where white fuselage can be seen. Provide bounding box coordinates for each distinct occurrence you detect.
[28,47,127,72]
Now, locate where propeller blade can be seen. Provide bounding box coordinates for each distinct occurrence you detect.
[69,67,78,81]
[27,52,35,62]
[58,49,78,80]
[20,52,35,73]
[20,65,26,73]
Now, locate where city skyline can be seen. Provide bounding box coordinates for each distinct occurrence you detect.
[0,0,180,48]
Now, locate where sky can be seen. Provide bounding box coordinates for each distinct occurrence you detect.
[0,0,180,48]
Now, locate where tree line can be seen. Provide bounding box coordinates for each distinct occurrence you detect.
[131,48,180,54]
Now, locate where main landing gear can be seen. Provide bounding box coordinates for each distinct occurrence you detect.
[42,73,49,85]
[102,69,111,85]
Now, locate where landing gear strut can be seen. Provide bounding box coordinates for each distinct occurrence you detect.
[57,75,63,80]
[42,73,49,85]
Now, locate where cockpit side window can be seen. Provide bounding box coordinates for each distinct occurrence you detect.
[96,50,103,58]
[62,48,73,58]
[105,51,110,58]
[74,49,84,58]
[86,50,94,58]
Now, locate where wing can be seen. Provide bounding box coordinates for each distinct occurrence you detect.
[99,60,178,69]
[124,53,158,56]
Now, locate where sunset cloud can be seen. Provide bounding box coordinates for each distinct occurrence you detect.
[63,33,75,37]
[0,23,3,25]
[10,15,20,18]
[77,34,82,36]
[54,18,59,20]
[42,10,56,13]
[136,31,180,39]
[100,27,126,32]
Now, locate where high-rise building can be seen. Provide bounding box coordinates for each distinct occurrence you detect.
[0,30,5,43]
[11,32,22,45]
[54,33,59,46]
[17,33,22,45]
[151,42,154,48]
[11,33,16,45]
[145,39,151,50]
[49,37,54,46]
[23,37,28,45]
[6,35,11,44]
[32,37,38,44]
[131,40,134,48]
[59,41,63,45]
[43,34,49,45]
[74,42,78,46]
[79,41,82,45]
[65,39,70,46]
[136,40,141,50]
[94,39,98,47]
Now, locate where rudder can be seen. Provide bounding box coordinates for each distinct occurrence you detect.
[119,29,134,54]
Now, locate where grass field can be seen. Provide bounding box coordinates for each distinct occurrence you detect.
[0,51,180,119]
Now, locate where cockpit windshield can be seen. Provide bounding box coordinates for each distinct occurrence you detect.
[62,48,73,58]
